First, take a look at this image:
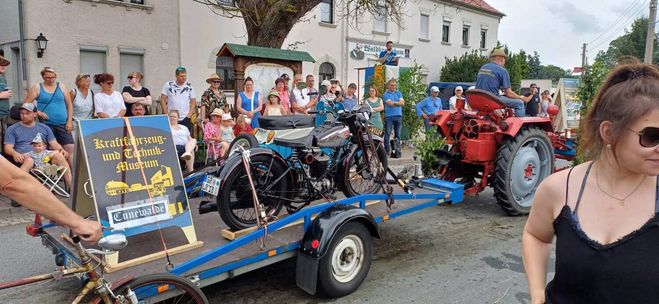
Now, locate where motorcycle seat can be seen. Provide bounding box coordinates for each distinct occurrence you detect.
[272,136,310,148]
[258,115,315,130]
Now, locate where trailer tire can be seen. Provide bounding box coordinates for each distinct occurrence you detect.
[493,127,554,215]
[317,222,373,298]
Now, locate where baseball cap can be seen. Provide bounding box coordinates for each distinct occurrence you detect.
[455,86,463,92]
[430,86,440,93]
[20,103,38,112]
[221,113,233,120]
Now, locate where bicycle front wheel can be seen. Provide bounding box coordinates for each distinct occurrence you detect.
[104,273,208,304]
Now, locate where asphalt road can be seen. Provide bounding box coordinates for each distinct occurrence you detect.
[0,188,556,304]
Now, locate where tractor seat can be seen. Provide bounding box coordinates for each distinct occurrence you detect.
[258,115,315,130]
[272,136,311,148]
[465,89,506,111]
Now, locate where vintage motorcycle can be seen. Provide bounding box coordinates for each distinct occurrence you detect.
[215,100,389,230]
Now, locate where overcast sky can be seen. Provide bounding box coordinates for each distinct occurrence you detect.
[486,0,652,70]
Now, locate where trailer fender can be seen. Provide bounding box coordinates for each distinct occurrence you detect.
[295,205,379,295]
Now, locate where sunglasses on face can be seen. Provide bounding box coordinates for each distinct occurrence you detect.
[628,127,659,148]
[212,81,221,84]
[105,82,114,85]
[127,76,134,80]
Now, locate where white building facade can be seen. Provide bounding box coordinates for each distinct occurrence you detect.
[180,0,503,100]
[0,0,180,104]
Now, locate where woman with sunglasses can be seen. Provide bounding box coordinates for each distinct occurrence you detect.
[523,61,659,303]
[199,73,227,123]
[122,71,151,116]
[24,67,74,164]
[93,73,126,118]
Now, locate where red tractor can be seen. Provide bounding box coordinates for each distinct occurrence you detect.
[431,89,573,215]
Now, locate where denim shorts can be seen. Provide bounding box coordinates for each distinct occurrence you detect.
[47,124,74,145]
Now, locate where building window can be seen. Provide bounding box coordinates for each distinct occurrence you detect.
[480,29,487,49]
[420,14,429,40]
[374,4,387,33]
[462,25,470,46]
[80,50,106,91]
[319,62,335,82]
[216,56,235,91]
[442,21,450,43]
[320,0,333,24]
[215,0,234,6]
[120,53,143,88]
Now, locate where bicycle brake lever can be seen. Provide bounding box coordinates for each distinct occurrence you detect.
[85,248,117,256]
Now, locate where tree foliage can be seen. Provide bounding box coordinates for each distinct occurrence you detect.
[398,63,427,140]
[439,51,489,82]
[192,0,409,48]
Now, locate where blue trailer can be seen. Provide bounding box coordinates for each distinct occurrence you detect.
[32,177,464,301]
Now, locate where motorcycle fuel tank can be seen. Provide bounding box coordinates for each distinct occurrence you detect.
[311,124,351,148]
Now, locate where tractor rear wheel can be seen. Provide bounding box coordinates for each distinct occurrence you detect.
[493,127,554,215]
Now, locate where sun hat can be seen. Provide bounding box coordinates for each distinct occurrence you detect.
[0,55,9,66]
[430,86,440,93]
[31,133,45,144]
[210,108,224,117]
[221,113,233,120]
[490,48,507,58]
[268,91,280,99]
[206,73,223,84]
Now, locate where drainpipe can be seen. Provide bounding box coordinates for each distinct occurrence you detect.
[18,0,26,86]
[342,2,348,83]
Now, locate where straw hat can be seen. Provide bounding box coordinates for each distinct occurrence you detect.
[210,108,224,117]
[490,48,507,58]
[0,55,9,67]
[206,73,223,84]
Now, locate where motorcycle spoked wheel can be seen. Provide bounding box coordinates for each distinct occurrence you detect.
[340,142,388,197]
[218,154,289,231]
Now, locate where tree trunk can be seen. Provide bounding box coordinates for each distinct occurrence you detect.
[240,0,323,48]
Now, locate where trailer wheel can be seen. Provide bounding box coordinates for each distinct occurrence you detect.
[317,222,373,298]
[493,127,554,215]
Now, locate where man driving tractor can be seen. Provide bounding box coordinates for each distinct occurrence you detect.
[475,48,532,117]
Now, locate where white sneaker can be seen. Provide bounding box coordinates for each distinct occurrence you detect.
[181,152,192,161]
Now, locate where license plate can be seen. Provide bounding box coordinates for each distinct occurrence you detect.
[369,127,383,137]
[202,175,221,196]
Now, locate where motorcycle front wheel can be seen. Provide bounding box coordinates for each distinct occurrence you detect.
[340,142,388,197]
[218,154,289,231]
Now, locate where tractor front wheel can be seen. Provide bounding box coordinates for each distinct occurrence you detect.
[493,127,554,215]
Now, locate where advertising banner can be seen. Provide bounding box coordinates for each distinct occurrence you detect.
[76,115,202,271]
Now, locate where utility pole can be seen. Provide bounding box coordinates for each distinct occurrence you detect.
[645,0,657,64]
[581,43,587,68]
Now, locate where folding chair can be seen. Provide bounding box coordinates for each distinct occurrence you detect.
[30,166,70,198]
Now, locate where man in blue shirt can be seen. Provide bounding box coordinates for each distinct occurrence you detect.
[416,86,442,130]
[383,79,405,154]
[379,41,399,66]
[475,48,532,117]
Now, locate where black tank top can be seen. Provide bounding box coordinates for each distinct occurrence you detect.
[546,162,659,303]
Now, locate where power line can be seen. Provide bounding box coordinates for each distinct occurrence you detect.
[587,0,647,45]
[587,3,648,52]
